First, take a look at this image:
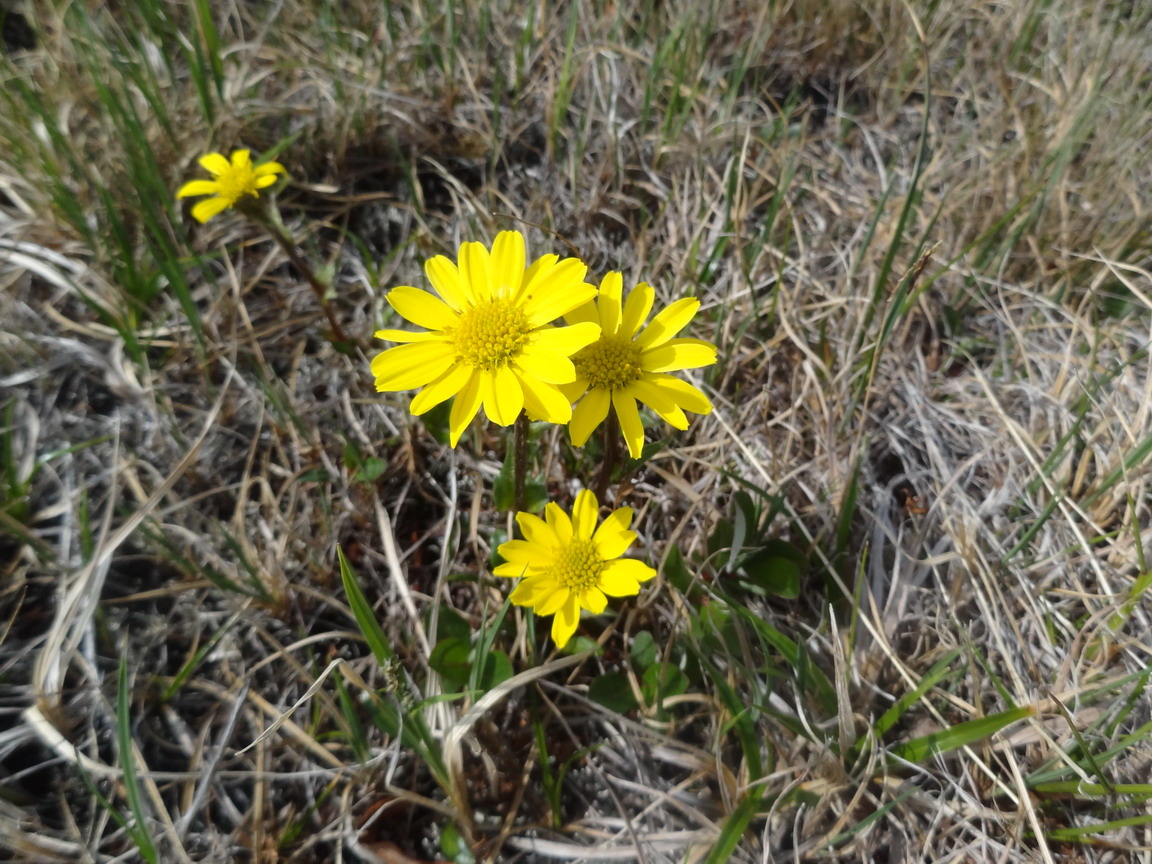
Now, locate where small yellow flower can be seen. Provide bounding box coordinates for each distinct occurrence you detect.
[371,231,601,446]
[495,489,656,648]
[177,149,286,223]
[563,273,717,458]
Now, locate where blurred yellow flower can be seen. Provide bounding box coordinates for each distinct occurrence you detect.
[177,149,285,223]
[563,273,716,458]
[371,231,601,446]
[495,489,656,648]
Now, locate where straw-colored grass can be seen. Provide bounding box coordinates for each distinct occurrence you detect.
[2,1,1151,861]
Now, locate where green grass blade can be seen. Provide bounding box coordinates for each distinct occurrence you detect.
[338,546,397,667]
[117,647,160,864]
[888,706,1034,765]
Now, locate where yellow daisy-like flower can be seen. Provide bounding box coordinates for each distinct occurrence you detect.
[177,149,286,223]
[495,489,656,648]
[563,273,717,458]
[371,231,601,447]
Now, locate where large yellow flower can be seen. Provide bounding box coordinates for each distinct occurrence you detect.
[563,273,716,458]
[177,149,285,223]
[371,231,601,446]
[495,489,656,648]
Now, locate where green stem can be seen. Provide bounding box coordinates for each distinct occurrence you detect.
[513,412,529,513]
[256,201,349,343]
[595,411,620,502]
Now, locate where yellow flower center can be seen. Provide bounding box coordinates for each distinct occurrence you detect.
[216,164,261,206]
[452,300,530,370]
[575,336,644,390]
[553,539,604,590]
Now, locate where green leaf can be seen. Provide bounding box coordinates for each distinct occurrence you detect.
[117,648,159,864]
[353,457,388,483]
[440,822,476,864]
[493,453,515,511]
[663,544,695,594]
[433,606,473,644]
[338,547,396,667]
[708,517,734,561]
[728,491,757,569]
[642,662,689,707]
[429,638,472,692]
[869,647,962,744]
[630,630,658,670]
[889,706,1034,765]
[702,788,763,864]
[736,539,805,598]
[477,649,513,690]
[589,672,639,714]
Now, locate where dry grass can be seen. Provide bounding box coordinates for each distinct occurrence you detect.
[2,0,1151,862]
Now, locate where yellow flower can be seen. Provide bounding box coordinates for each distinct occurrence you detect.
[177,149,286,223]
[563,273,716,458]
[371,231,601,447]
[495,489,656,648]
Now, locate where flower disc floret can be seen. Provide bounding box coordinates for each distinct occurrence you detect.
[453,301,530,370]
[371,231,602,446]
[576,337,644,390]
[563,272,718,458]
[494,489,656,648]
[554,540,604,590]
[176,149,285,223]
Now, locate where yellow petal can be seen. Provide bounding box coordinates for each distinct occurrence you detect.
[565,298,599,327]
[495,539,537,565]
[425,255,470,310]
[642,339,717,373]
[545,502,573,544]
[599,558,656,595]
[387,285,459,331]
[515,253,558,303]
[373,328,442,343]
[558,377,588,404]
[514,347,576,385]
[636,297,700,350]
[371,341,455,391]
[490,230,526,298]
[515,373,573,424]
[459,241,493,302]
[593,507,636,558]
[494,559,531,578]
[254,161,286,177]
[550,593,581,647]
[510,575,558,606]
[611,390,645,459]
[527,321,601,358]
[517,512,558,548]
[230,149,252,169]
[482,366,524,426]
[448,369,484,446]
[580,586,607,615]
[254,173,280,189]
[569,387,611,447]
[521,259,595,326]
[620,281,655,338]
[539,586,571,617]
[645,374,713,414]
[410,363,473,415]
[197,152,230,176]
[176,179,219,199]
[190,196,231,222]
[627,380,688,429]
[597,272,623,336]
[571,489,599,541]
